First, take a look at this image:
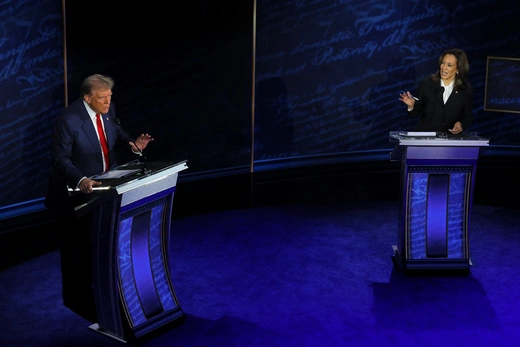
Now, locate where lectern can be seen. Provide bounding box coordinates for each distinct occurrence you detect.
[389,132,489,271]
[71,159,188,342]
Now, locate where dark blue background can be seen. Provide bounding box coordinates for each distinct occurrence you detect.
[1,0,520,212]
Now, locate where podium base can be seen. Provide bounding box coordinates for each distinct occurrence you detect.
[88,323,127,344]
[391,245,472,273]
[390,245,402,269]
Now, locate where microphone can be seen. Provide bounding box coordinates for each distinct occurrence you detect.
[113,117,150,173]
[439,86,446,135]
[429,86,445,132]
[433,86,444,97]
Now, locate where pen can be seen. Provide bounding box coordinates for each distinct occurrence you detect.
[401,91,419,101]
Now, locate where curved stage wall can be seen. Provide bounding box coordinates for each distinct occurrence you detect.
[1,0,520,220]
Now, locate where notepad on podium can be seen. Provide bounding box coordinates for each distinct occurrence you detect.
[398,132,436,137]
[92,169,141,179]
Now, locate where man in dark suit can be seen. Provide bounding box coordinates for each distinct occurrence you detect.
[45,74,154,322]
[399,48,473,133]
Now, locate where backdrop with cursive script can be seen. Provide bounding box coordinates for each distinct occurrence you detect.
[1,0,520,212]
[0,0,64,209]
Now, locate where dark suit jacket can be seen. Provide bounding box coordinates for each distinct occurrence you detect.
[45,98,134,211]
[409,76,473,132]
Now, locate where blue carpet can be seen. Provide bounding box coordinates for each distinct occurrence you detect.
[1,201,520,346]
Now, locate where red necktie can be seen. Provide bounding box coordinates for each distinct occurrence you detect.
[95,113,110,171]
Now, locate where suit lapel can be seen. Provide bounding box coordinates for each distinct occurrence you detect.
[79,103,102,154]
[445,88,460,106]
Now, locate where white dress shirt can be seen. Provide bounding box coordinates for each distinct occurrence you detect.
[441,79,455,104]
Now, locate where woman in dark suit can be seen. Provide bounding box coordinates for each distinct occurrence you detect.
[399,48,473,134]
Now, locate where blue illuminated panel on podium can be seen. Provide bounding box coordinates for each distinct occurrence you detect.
[73,160,188,342]
[389,132,488,271]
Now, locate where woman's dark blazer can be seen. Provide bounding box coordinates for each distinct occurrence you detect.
[409,76,473,132]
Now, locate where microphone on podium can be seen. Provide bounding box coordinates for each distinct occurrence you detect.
[433,86,445,96]
[429,86,445,132]
[439,87,446,133]
[113,117,150,173]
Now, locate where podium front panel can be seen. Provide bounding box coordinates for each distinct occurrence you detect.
[406,168,470,261]
[117,185,183,337]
